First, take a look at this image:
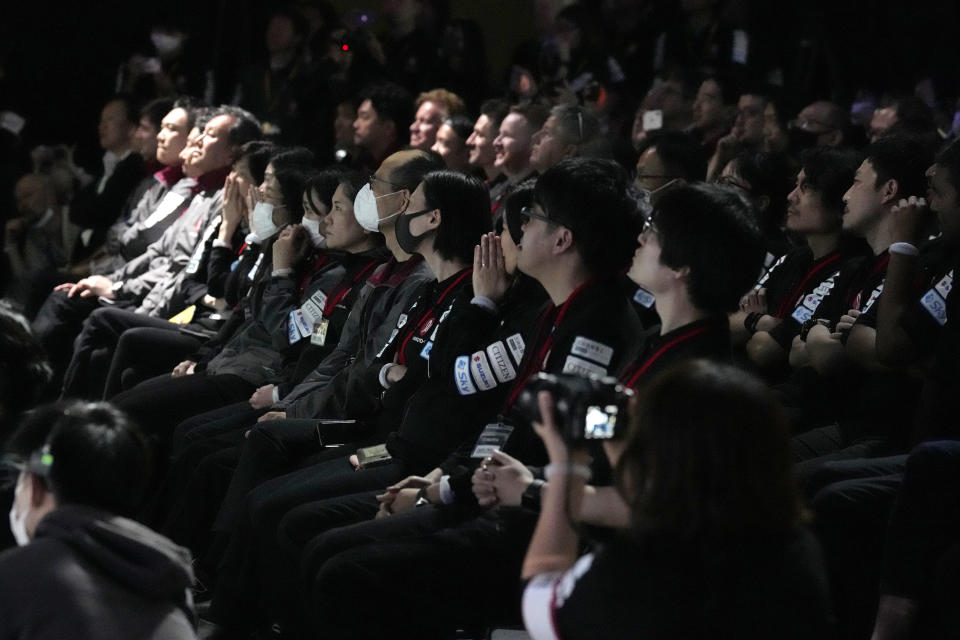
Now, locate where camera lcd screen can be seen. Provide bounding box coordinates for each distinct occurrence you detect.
[584,405,618,439]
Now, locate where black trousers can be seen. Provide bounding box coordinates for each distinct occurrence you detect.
[207,452,410,629]
[31,289,103,384]
[111,371,255,457]
[811,458,906,640]
[62,306,185,399]
[307,509,535,639]
[105,325,202,398]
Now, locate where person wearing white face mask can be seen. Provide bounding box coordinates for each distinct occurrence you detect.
[0,401,197,639]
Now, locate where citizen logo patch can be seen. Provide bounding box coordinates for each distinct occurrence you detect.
[454,356,477,395]
[562,355,607,377]
[486,341,517,383]
[570,336,614,366]
[470,351,497,390]
[506,333,525,365]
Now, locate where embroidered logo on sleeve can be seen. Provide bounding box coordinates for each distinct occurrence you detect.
[920,270,953,326]
[454,355,477,395]
[506,333,525,364]
[470,351,497,390]
[570,336,614,366]
[486,341,517,383]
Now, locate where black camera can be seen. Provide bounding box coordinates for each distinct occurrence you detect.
[514,372,634,444]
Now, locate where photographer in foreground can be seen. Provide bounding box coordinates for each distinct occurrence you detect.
[521,360,831,640]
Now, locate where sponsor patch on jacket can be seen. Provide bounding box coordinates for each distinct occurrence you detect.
[143,191,186,228]
[562,355,607,377]
[486,341,517,383]
[506,333,525,365]
[920,270,953,326]
[570,336,614,366]
[454,355,477,395]
[470,351,497,390]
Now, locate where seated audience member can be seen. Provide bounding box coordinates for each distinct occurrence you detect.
[82,97,201,277]
[743,147,866,369]
[688,74,736,155]
[790,100,849,149]
[707,88,769,181]
[857,138,960,441]
[3,173,67,315]
[273,159,645,639]
[630,69,695,150]
[529,104,606,175]
[521,360,830,640]
[408,88,466,151]
[868,96,937,143]
[430,114,473,172]
[789,135,933,455]
[32,106,261,381]
[633,130,707,201]
[467,98,509,184]
[201,163,494,635]
[353,82,415,172]
[70,94,147,263]
[717,150,794,270]
[59,144,298,400]
[104,148,316,440]
[490,104,549,216]
[0,401,196,639]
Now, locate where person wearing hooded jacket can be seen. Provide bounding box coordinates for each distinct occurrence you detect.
[0,401,196,640]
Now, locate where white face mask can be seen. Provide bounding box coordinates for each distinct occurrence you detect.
[353,184,403,232]
[301,217,326,248]
[250,202,280,240]
[9,473,30,546]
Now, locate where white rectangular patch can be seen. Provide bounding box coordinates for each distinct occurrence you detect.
[470,351,498,391]
[562,355,607,377]
[143,191,187,228]
[570,336,614,366]
[454,355,477,395]
[920,289,948,326]
[505,333,525,365]
[633,287,655,308]
[248,253,264,281]
[486,341,517,383]
[935,270,953,299]
[791,304,814,324]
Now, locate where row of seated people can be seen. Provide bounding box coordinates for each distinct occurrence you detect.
[7,92,960,638]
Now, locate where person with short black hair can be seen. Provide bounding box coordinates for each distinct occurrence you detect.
[634,130,706,197]
[69,94,147,264]
[353,82,416,171]
[744,147,867,371]
[0,401,196,639]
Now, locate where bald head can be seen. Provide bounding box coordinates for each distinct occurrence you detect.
[796,101,847,147]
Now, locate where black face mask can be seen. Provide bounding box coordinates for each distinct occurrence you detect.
[395,208,436,254]
[788,126,821,152]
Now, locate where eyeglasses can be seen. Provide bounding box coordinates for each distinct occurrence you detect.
[519,205,557,227]
[715,174,753,193]
[788,118,836,132]
[368,174,404,191]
